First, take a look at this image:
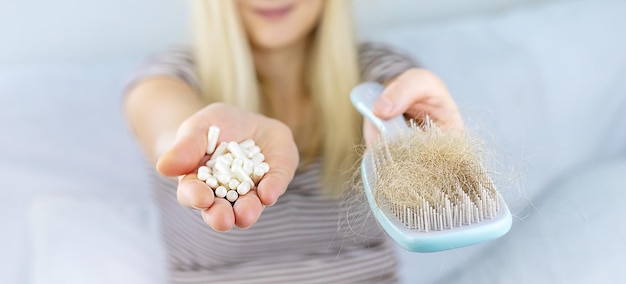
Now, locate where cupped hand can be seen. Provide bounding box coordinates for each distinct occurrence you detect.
[363,68,465,146]
[156,103,299,232]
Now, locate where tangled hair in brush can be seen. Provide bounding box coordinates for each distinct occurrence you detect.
[373,121,493,207]
[341,115,524,235]
[367,119,502,231]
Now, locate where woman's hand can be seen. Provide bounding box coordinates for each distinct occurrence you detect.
[363,68,465,146]
[157,103,299,232]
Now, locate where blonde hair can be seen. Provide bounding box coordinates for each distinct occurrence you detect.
[192,0,361,195]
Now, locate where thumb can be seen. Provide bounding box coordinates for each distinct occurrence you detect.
[372,69,433,120]
[372,94,396,119]
[372,81,413,120]
[156,121,208,176]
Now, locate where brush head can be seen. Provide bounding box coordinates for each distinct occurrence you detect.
[361,146,512,252]
[351,81,511,252]
[373,121,499,231]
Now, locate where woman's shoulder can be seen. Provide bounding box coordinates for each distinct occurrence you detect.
[357,41,420,83]
[357,41,393,52]
[357,42,416,62]
[127,45,200,91]
[148,45,195,66]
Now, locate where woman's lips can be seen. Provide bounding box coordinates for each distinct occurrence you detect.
[254,5,293,20]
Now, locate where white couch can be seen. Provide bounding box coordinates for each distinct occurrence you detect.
[2,0,625,283]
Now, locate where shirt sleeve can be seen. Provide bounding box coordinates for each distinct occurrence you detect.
[358,42,420,84]
[125,46,200,92]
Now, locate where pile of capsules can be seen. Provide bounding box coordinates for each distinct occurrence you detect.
[196,126,270,203]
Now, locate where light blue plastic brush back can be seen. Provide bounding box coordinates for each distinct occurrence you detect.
[350,82,512,252]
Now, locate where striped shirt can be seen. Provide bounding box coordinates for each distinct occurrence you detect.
[132,43,418,283]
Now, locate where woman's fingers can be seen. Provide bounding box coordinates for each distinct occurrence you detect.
[157,116,210,177]
[372,68,464,131]
[179,171,265,230]
[254,122,299,206]
[256,166,292,206]
[156,103,254,177]
[373,69,440,119]
[177,173,215,209]
[197,190,263,231]
[200,198,236,232]
[233,191,264,229]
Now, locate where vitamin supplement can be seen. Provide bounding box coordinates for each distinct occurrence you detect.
[226,190,239,202]
[250,153,265,165]
[236,181,251,195]
[215,186,228,198]
[246,145,261,159]
[214,172,231,185]
[239,139,255,149]
[207,126,220,154]
[214,160,231,175]
[227,141,247,160]
[233,166,254,186]
[209,142,228,161]
[197,171,211,182]
[205,176,218,189]
[196,125,270,203]
[257,162,270,173]
[228,179,240,190]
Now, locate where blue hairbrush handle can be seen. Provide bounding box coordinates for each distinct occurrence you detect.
[349,82,409,138]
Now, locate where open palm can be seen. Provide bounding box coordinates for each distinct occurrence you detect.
[157,103,299,232]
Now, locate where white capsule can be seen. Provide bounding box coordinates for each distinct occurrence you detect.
[205,176,218,188]
[214,172,231,185]
[205,159,217,168]
[231,158,244,171]
[236,181,251,195]
[240,147,250,158]
[233,165,254,185]
[209,142,228,161]
[215,154,230,166]
[216,153,233,165]
[252,167,265,184]
[226,190,239,202]
[253,166,265,177]
[252,163,269,183]
[257,162,270,173]
[197,170,211,182]
[243,159,254,176]
[227,141,247,160]
[215,186,228,198]
[246,145,261,159]
[206,126,220,154]
[228,178,240,190]
[250,153,265,165]
[245,179,255,188]
[198,166,210,173]
[214,160,231,175]
[239,139,256,149]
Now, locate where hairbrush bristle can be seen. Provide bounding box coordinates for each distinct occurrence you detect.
[371,119,500,232]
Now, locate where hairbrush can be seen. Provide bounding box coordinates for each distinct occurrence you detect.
[350,82,512,252]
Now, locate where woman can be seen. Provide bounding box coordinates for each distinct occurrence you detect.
[125,0,463,282]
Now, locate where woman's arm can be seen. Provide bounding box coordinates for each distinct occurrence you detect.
[124,47,204,162]
[123,50,298,232]
[124,76,205,163]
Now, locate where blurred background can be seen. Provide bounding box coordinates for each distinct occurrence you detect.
[1,0,625,283]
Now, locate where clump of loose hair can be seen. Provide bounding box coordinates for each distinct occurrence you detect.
[369,120,501,231]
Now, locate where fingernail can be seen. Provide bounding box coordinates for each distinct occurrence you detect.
[374,97,394,115]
